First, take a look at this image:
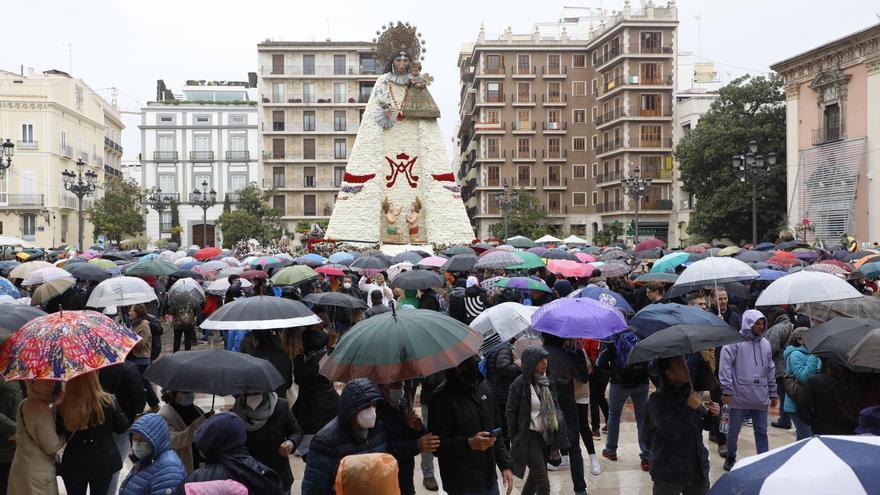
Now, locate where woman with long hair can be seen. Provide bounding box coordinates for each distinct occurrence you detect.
[797,359,861,435]
[56,371,130,495]
[8,380,64,495]
[128,303,159,411]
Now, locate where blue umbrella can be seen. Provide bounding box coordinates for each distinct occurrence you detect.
[651,252,690,274]
[177,259,202,271]
[0,277,20,299]
[531,297,628,339]
[328,252,354,264]
[139,253,160,260]
[752,242,776,251]
[574,286,634,313]
[301,253,327,264]
[630,303,729,338]
[756,268,789,281]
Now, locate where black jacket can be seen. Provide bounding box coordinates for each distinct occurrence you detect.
[377,397,426,495]
[429,370,511,493]
[796,373,857,435]
[250,344,293,395]
[487,343,520,406]
[242,397,303,489]
[644,379,711,483]
[99,360,147,424]
[58,399,130,479]
[293,329,339,434]
[448,286,488,325]
[543,334,589,413]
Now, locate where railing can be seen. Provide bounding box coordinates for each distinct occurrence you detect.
[812,127,845,146]
[512,121,536,131]
[473,121,505,132]
[639,106,673,117]
[60,144,73,158]
[542,149,567,160]
[79,151,89,163]
[481,149,506,160]
[643,199,673,210]
[542,177,568,188]
[541,93,568,104]
[541,65,567,76]
[15,140,37,150]
[515,177,537,188]
[513,93,537,104]
[480,65,506,75]
[60,194,77,209]
[225,193,240,203]
[460,65,475,81]
[268,151,285,160]
[596,201,623,213]
[190,151,214,161]
[479,93,506,104]
[104,136,123,153]
[272,177,286,188]
[261,93,364,104]
[640,45,674,54]
[594,75,674,96]
[596,171,623,184]
[595,108,625,125]
[226,151,250,160]
[512,149,537,160]
[512,65,537,76]
[95,157,104,167]
[542,121,567,131]
[596,140,623,155]
[641,168,674,180]
[153,151,179,161]
[262,64,381,76]
[264,122,360,133]
[0,194,45,207]
[156,193,180,202]
[300,179,342,189]
[639,138,674,149]
[593,48,621,67]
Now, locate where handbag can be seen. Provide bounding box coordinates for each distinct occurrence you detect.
[783,373,802,401]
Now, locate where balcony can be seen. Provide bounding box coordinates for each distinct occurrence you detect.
[104,136,123,153]
[478,65,506,77]
[643,199,673,210]
[512,93,537,105]
[542,149,568,161]
[480,149,506,160]
[477,93,506,105]
[639,106,673,118]
[512,65,537,77]
[460,65,475,81]
[261,64,380,76]
[542,177,568,189]
[483,177,502,188]
[512,149,537,160]
[596,139,623,155]
[515,177,538,189]
[153,151,179,161]
[541,65,568,77]
[641,168,674,181]
[812,127,845,146]
[542,121,567,132]
[593,48,621,68]
[596,201,623,213]
[541,94,568,106]
[226,151,250,160]
[15,140,38,150]
[596,171,623,184]
[79,151,90,163]
[190,151,214,161]
[0,194,45,208]
[512,121,536,132]
[639,138,674,149]
[261,93,364,105]
[639,45,675,55]
[60,144,73,158]
[224,193,241,203]
[473,121,505,133]
[264,122,360,133]
[595,108,625,126]
[594,75,673,98]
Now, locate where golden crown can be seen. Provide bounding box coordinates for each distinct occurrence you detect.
[374,21,426,63]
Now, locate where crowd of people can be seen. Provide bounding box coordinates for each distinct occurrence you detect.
[1,232,880,495]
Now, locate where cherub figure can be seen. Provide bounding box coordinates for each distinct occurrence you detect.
[405,196,426,244]
[381,197,405,243]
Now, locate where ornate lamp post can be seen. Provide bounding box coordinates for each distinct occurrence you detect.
[621,165,652,247]
[0,139,14,178]
[146,187,174,235]
[733,140,777,246]
[493,182,519,242]
[62,158,98,251]
[189,180,217,247]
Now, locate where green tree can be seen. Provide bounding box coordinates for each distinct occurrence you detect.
[489,189,556,240]
[676,74,787,243]
[87,177,147,245]
[594,220,624,246]
[169,200,181,245]
[222,193,232,213]
[217,185,283,247]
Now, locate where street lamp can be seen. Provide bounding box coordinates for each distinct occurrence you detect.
[493,182,519,243]
[146,187,174,235]
[0,139,14,179]
[621,165,652,247]
[62,158,98,251]
[733,139,777,245]
[189,180,217,247]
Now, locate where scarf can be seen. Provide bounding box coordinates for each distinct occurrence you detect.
[233,392,277,431]
[532,374,559,443]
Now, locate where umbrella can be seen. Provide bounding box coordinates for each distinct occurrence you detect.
[574,286,634,313]
[168,277,206,305]
[441,254,478,273]
[683,245,706,254]
[217,266,244,279]
[205,277,253,296]
[390,270,443,290]
[752,242,776,251]
[319,309,481,384]
[531,297,628,339]
[709,435,880,495]
[853,255,880,269]
[8,261,53,280]
[673,257,758,290]
[527,247,549,257]
[768,251,800,267]
[200,296,321,330]
[547,259,591,278]
[240,270,268,281]
[441,245,476,257]
[636,247,662,260]
[651,252,690,274]
[418,256,448,268]
[808,297,880,324]
[270,265,319,286]
[574,252,596,263]
[328,252,355,264]
[350,255,390,272]
[496,277,552,292]
[717,246,742,257]
[629,303,729,338]
[391,251,425,265]
[0,277,20,299]
[856,262,880,280]
[598,250,629,261]
[542,250,579,262]
[302,292,367,309]
[480,275,505,293]
[846,327,880,370]
[170,270,203,281]
[755,270,862,306]
[627,324,748,365]
[30,278,76,307]
[101,252,133,262]
[506,236,535,248]
[634,272,679,285]
[247,256,284,269]
[599,260,631,278]
[635,239,665,253]
[193,247,222,261]
[802,317,879,371]
[385,262,412,282]
[470,302,538,351]
[734,250,773,263]
[0,304,47,331]
[534,235,562,244]
[294,254,327,267]
[21,267,73,286]
[86,258,118,270]
[123,259,179,277]
[470,243,493,253]
[0,310,140,381]
[144,349,284,396]
[63,263,111,282]
[474,250,521,269]
[315,265,345,277]
[87,276,157,308]
[805,263,851,277]
[507,252,546,270]
[756,268,789,281]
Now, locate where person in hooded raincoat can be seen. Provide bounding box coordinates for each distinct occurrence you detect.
[119,413,186,495]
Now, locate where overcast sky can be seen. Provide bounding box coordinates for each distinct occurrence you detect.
[2,0,876,161]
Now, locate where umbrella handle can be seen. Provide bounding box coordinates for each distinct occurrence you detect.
[211,394,215,410]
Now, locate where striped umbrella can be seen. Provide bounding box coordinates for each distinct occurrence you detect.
[599,260,632,278]
[474,250,522,269]
[805,263,851,277]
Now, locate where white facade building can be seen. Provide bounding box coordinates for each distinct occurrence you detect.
[139,79,259,247]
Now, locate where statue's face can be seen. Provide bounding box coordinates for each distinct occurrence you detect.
[393,56,410,75]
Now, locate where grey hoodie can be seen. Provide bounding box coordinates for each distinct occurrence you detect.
[718,309,778,409]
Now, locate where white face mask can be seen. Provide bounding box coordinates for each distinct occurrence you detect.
[356,406,377,429]
[388,389,405,405]
[177,392,194,407]
[245,394,263,410]
[131,440,152,459]
[343,282,352,289]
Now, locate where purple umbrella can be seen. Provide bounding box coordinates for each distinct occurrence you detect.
[527,247,549,256]
[530,297,628,339]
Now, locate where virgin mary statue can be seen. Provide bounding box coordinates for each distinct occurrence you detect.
[325,22,475,246]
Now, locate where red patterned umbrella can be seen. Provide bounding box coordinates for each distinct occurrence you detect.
[193,247,222,261]
[316,266,345,277]
[240,269,269,281]
[683,245,706,254]
[635,239,665,253]
[0,310,140,381]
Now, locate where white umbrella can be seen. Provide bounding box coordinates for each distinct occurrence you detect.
[205,277,252,296]
[563,234,588,245]
[21,267,74,286]
[8,261,53,280]
[221,257,241,267]
[755,270,862,306]
[674,257,758,289]
[0,234,35,248]
[471,302,538,351]
[217,266,244,278]
[169,277,206,298]
[535,234,562,243]
[174,256,196,267]
[87,276,157,308]
[387,262,413,282]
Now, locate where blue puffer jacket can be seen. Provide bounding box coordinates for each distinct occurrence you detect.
[120,413,186,495]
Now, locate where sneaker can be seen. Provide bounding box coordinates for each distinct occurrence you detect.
[601,449,617,461]
[717,443,727,458]
[743,418,753,427]
[640,458,650,472]
[422,476,439,492]
[723,457,736,471]
[601,425,608,433]
[771,421,791,430]
[589,454,602,475]
[591,430,601,439]
[547,454,570,471]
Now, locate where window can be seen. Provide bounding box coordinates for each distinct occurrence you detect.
[547,54,561,74]
[304,166,316,187]
[303,83,315,103]
[591,78,598,96]
[272,111,285,131]
[193,173,212,192]
[230,114,247,125]
[230,174,247,192]
[334,54,347,75]
[273,195,285,213]
[640,32,662,53]
[334,139,347,159]
[516,110,531,129]
[303,111,316,131]
[591,163,598,178]
[334,82,346,103]
[548,192,561,213]
[272,139,285,159]
[572,164,586,179]
[303,195,316,216]
[572,54,586,68]
[641,125,662,147]
[824,104,841,140]
[591,135,598,150]
[359,82,373,103]
[334,111,346,131]
[273,167,285,187]
[159,174,176,193]
[272,83,284,103]
[573,109,586,123]
[21,124,34,143]
[487,165,500,186]
[303,139,316,159]
[195,115,210,125]
[572,137,586,151]
[486,137,500,158]
[517,54,530,74]
[572,81,586,96]
[302,55,315,75]
[548,165,561,185]
[486,82,503,102]
[271,54,284,74]
[486,54,502,74]
[547,109,560,125]
[484,110,500,124]
[517,82,530,102]
[641,63,660,84]
[547,137,561,158]
[193,133,210,152]
[547,82,561,102]
[158,115,174,126]
[517,165,530,186]
[334,167,345,187]
[517,137,531,157]
[572,192,587,206]
[21,214,36,240]
[592,191,598,205]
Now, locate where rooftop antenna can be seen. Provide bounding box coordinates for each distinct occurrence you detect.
[111,87,118,107]
[694,15,702,61]
[67,43,72,75]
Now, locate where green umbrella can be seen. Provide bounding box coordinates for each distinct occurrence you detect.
[859,262,880,281]
[122,259,178,277]
[88,258,116,270]
[506,236,535,248]
[319,309,481,384]
[634,272,680,285]
[650,252,690,274]
[270,265,319,286]
[506,251,546,270]
[495,276,553,292]
[582,246,601,254]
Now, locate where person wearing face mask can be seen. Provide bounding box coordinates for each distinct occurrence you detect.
[232,392,303,494]
[119,413,185,495]
[8,380,65,495]
[429,356,514,495]
[376,382,440,495]
[158,390,212,474]
[302,378,387,495]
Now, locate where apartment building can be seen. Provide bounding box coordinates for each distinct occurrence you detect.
[103,105,124,178]
[0,68,120,248]
[456,0,678,243]
[256,40,380,232]
[139,79,260,247]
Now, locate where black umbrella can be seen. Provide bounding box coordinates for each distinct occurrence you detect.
[441,245,476,257]
[735,250,773,263]
[170,270,204,281]
[350,255,390,272]
[442,254,478,273]
[101,252,132,261]
[63,263,111,282]
[0,304,47,331]
[390,269,444,290]
[200,295,322,330]
[627,324,748,365]
[302,292,367,309]
[144,349,283,398]
[636,248,663,260]
[543,250,580,261]
[391,251,426,265]
[803,317,880,372]
[664,281,751,301]
[775,240,807,251]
